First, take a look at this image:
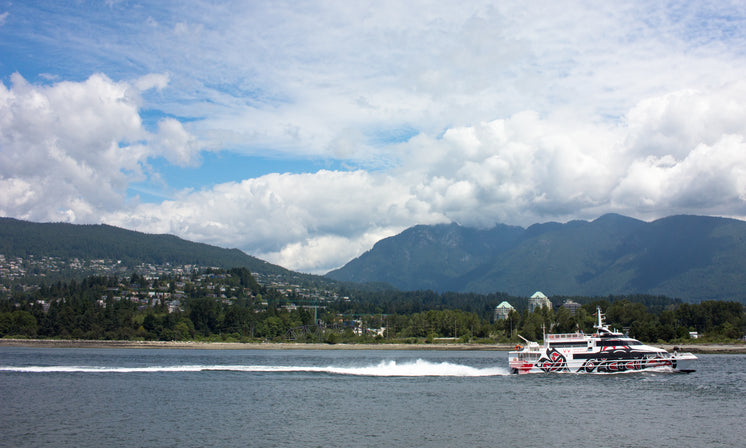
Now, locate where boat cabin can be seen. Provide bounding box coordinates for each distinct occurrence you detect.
[546,332,588,349]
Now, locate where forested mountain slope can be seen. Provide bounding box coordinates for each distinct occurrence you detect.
[327,214,746,301]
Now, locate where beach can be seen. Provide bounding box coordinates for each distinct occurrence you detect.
[1,338,744,353]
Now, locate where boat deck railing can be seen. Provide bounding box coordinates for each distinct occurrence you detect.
[546,332,586,341]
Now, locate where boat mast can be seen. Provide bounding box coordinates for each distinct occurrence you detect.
[595,306,604,330]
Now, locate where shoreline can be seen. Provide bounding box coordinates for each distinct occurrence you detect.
[1,338,745,353]
[0,338,508,351]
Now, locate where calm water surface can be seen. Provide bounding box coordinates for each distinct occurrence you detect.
[1,347,744,447]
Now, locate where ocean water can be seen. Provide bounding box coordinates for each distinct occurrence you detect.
[1,347,744,448]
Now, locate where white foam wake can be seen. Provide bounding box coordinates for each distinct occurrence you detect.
[0,359,510,377]
[324,359,510,376]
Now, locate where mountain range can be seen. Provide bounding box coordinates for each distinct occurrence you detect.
[3,214,746,302]
[326,214,746,301]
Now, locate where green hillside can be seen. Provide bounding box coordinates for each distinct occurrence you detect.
[0,218,287,276]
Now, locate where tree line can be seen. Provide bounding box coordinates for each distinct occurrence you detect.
[1,270,744,343]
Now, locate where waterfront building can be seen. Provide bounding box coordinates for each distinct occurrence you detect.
[528,291,552,313]
[494,301,515,321]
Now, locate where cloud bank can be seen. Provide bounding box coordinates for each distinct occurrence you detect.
[2,1,746,273]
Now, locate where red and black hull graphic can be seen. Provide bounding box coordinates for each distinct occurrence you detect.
[576,349,672,373]
[538,348,568,373]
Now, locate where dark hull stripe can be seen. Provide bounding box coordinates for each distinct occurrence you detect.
[573,351,658,360]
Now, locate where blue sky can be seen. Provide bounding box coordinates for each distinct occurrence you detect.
[2,1,746,273]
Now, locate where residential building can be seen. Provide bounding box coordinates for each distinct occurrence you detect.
[561,299,581,315]
[494,301,515,321]
[528,291,552,313]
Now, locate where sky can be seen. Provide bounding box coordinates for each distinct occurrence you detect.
[2,1,746,274]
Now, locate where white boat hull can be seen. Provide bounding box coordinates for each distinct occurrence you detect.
[508,308,698,374]
[509,348,697,374]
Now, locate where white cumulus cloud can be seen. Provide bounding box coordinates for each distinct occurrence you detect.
[103,82,746,273]
[0,73,201,222]
[104,169,447,273]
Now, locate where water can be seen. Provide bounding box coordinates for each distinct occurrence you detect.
[1,348,744,448]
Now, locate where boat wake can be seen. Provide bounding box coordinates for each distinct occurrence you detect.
[1,359,511,377]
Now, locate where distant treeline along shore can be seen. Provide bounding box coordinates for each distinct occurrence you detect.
[2,268,744,345]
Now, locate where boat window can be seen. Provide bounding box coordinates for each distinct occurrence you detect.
[549,342,588,348]
[518,352,540,361]
[599,339,641,346]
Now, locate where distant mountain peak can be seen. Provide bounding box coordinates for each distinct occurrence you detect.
[326,214,746,301]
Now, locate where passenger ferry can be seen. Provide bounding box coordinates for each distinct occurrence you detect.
[508,308,697,374]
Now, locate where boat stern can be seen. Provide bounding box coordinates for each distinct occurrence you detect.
[508,342,542,374]
[509,353,535,374]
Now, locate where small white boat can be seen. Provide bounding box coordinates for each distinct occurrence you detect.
[509,307,697,374]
